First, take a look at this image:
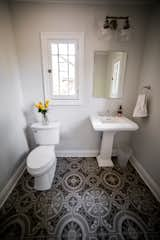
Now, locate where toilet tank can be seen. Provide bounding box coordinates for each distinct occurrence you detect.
[31,122,60,145]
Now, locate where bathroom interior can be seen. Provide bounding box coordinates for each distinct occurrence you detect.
[0,0,160,239]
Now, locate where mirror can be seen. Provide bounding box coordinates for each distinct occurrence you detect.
[93,51,127,99]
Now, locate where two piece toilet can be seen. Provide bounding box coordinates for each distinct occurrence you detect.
[26,122,60,190]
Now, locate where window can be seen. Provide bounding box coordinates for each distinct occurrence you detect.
[49,41,77,98]
[41,32,84,105]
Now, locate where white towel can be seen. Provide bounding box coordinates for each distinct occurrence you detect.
[133,94,148,117]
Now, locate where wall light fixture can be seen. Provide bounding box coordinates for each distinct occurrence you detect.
[104,16,130,30]
[101,16,131,41]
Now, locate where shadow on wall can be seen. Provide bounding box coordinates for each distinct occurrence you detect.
[23,105,37,149]
[56,117,101,151]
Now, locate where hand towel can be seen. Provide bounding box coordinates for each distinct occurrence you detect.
[133,94,148,117]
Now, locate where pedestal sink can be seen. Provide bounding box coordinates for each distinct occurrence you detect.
[90,116,139,167]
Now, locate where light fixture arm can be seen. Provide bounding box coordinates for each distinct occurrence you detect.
[105,16,129,20]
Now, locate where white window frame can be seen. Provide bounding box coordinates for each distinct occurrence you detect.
[40,32,84,105]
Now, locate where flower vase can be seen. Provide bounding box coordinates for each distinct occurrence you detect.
[42,113,48,125]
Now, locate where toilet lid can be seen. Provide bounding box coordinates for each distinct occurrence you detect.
[27,146,54,171]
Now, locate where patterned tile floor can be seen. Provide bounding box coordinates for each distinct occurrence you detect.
[0,157,160,240]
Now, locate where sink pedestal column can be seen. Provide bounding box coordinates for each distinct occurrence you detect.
[96,131,115,167]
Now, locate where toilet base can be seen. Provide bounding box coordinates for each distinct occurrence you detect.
[34,159,57,191]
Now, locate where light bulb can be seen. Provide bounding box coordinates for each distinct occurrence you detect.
[119,28,131,41]
[102,28,113,40]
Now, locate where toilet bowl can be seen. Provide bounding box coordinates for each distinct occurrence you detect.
[27,146,57,190]
[26,122,60,190]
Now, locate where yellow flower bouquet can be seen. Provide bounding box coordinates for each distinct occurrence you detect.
[35,99,50,125]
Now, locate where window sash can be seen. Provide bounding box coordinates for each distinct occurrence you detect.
[40,32,84,105]
[47,39,79,100]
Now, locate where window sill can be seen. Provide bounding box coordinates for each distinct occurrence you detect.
[49,99,82,106]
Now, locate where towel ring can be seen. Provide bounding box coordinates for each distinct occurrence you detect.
[143,85,151,90]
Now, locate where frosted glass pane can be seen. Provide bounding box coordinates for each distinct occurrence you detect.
[51,44,58,55]
[60,72,68,81]
[59,63,68,72]
[50,41,77,97]
[69,44,75,55]
[61,81,69,95]
[52,55,58,65]
[69,56,75,65]
[52,71,59,95]
[59,44,67,55]
[60,72,68,95]
[59,55,67,63]
[69,79,75,95]
[69,64,75,79]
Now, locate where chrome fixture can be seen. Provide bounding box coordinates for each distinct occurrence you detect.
[123,18,130,30]
[99,16,131,41]
[103,16,130,30]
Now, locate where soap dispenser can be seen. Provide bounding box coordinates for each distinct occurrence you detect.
[117,105,123,117]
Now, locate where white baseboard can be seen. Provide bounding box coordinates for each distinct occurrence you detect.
[0,160,26,208]
[130,156,160,202]
[56,150,99,157]
[56,148,118,158]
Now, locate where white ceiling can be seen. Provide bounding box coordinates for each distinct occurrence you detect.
[10,0,157,5]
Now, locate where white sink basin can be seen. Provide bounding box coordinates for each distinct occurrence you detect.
[90,115,139,167]
[90,116,139,131]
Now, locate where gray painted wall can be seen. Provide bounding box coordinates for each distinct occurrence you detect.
[10,2,149,151]
[0,1,28,191]
[132,4,160,187]
[1,0,159,195]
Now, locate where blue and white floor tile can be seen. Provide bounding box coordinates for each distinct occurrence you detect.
[0,157,160,239]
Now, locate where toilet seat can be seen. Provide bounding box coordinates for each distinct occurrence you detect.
[27,146,56,176]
